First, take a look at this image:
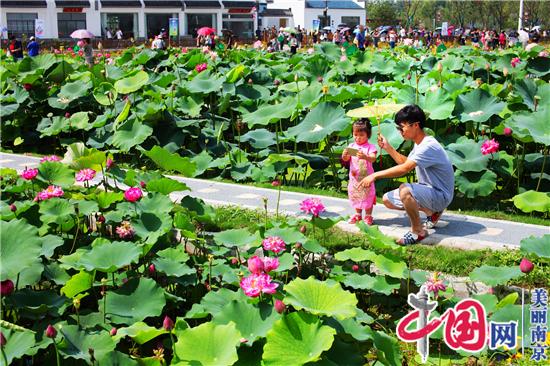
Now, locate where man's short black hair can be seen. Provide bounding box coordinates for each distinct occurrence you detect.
[394,104,426,129]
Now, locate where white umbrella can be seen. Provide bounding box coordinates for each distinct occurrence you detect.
[322,26,332,31]
[70,29,95,39]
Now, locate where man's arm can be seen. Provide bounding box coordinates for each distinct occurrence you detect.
[373,158,417,180]
[378,134,408,165]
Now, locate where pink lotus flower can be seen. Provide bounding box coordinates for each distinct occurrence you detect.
[0,279,14,296]
[163,315,174,331]
[40,155,61,163]
[262,236,286,253]
[77,40,85,47]
[253,40,262,49]
[300,198,325,217]
[539,51,549,58]
[21,168,38,180]
[209,51,217,60]
[54,49,61,54]
[78,50,84,57]
[307,48,314,54]
[352,264,359,272]
[202,46,210,54]
[9,204,16,212]
[425,272,446,298]
[68,47,73,52]
[65,112,71,118]
[181,47,188,54]
[97,53,103,58]
[503,127,512,136]
[340,55,347,62]
[195,63,207,73]
[116,221,135,239]
[124,187,143,202]
[511,57,521,68]
[35,185,64,201]
[148,264,155,274]
[75,168,96,182]
[105,158,114,170]
[520,258,534,273]
[105,53,111,58]
[480,138,500,155]
[247,256,264,274]
[240,273,278,297]
[274,299,285,314]
[262,257,279,272]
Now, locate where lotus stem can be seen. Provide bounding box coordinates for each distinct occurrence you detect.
[536,149,547,192]
[53,341,61,366]
[276,178,282,219]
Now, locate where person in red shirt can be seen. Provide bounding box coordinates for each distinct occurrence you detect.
[498,31,506,49]
[8,35,23,61]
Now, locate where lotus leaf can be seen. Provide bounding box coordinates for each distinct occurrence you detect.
[335,247,377,262]
[100,278,166,325]
[114,100,131,128]
[112,119,153,151]
[60,271,93,298]
[469,265,523,287]
[93,82,118,106]
[115,322,167,345]
[40,234,64,258]
[38,161,75,187]
[503,107,550,146]
[242,97,296,127]
[287,102,350,143]
[240,129,277,149]
[343,273,401,295]
[264,226,305,244]
[186,288,242,319]
[511,190,550,213]
[146,177,189,195]
[214,228,259,248]
[445,139,489,172]
[372,330,403,366]
[455,170,497,198]
[78,241,141,272]
[284,276,357,319]
[39,198,75,225]
[59,79,92,101]
[6,289,68,318]
[520,234,550,259]
[0,219,42,281]
[114,71,149,94]
[455,89,505,123]
[186,70,225,94]
[57,324,116,363]
[0,327,36,365]
[347,103,405,119]
[142,146,196,177]
[278,80,308,92]
[226,64,247,83]
[356,222,402,250]
[133,211,172,245]
[527,56,550,76]
[419,88,454,120]
[263,311,336,366]
[95,191,124,209]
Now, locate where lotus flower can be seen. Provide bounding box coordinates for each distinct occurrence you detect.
[54,49,61,54]
[77,40,85,47]
[78,50,83,57]
[116,221,135,239]
[307,48,314,54]
[35,185,64,201]
[21,168,38,180]
[425,272,446,298]
[195,63,207,73]
[299,198,325,217]
[503,127,512,136]
[539,51,549,58]
[0,279,14,296]
[240,273,278,297]
[105,53,111,58]
[124,187,143,202]
[105,158,113,170]
[97,53,103,58]
[262,236,286,253]
[368,79,374,85]
[262,257,279,272]
[340,55,347,62]
[0,332,6,346]
[352,264,359,272]
[480,138,500,155]
[110,328,117,336]
[181,47,188,54]
[271,180,280,187]
[40,155,61,163]
[253,40,262,49]
[247,256,264,274]
[23,83,32,91]
[520,258,534,273]
[9,204,16,212]
[274,299,285,314]
[75,168,96,182]
[148,264,155,274]
[511,57,521,68]
[163,315,174,331]
[45,325,57,338]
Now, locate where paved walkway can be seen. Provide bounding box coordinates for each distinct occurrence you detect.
[2,152,548,251]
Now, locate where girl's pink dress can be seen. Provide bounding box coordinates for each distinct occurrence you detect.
[347,142,377,210]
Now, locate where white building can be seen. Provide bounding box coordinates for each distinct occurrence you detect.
[267,0,365,31]
[0,0,261,40]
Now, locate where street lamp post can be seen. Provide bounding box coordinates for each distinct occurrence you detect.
[323,0,328,28]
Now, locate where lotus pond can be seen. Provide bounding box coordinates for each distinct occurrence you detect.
[1,43,549,365]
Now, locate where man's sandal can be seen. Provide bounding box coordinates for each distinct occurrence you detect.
[397,231,427,245]
[425,211,443,229]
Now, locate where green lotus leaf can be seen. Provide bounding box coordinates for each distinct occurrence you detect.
[134,193,173,215]
[100,278,166,325]
[326,316,374,342]
[40,234,64,258]
[226,64,247,83]
[174,322,241,365]
[301,238,326,253]
[278,80,308,92]
[372,253,407,279]
[370,54,396,75]
[145,177,189,195]
[335,247,377,262]
[470,265,523,287]
[230,162,254,181]
[212,300,280,345]
[511,190,550,213]
[513,78,538,111]
[419,88,454,120]
[240,129,277,149]
[504,107,550,146]
[57,324,116,363]
[63,142,107,172]
[527,56,550,77]
[153,248,194,277]
[112,119,153,152]
[114,100,131,128]
[372,330,403,366]
[0,219,42,281]
[132,48,156,65]
[242,97,296,127]
[263,311,336,366]
[78,241,141,272]
[455,89,506,123]
[367,121,404,156]
[343,273,401,295]
[213,228,259,248]
[190,150,213,176]
[175,95,203,118]
[445,139,489,172]
[356,222,402,250]
[0,103,18,117]
[263,153,308,166]
[284,276,357,319]
[93,82,118,106]
[236,84,271,102]
[114,70,149,94]
[455,170,497,198]
[489,304,531,344]
[45,60,73,83]
[440,54,464,71]
[186,70,225,94]
[6,289,68,318]
[132,211,172,245]
[95,191,124,209]
[520,234,550,259]
[59,79,93,101]
[115,322,167,345]
[60,270,93,298]
[264,226,305,244]
[38,161,75,187]
[186,288,243,319]
[142,146,196,177]
[0,327,36,365]
[287,102,351,143]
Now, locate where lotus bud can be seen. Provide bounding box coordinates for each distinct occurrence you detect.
[503,127,512,136]
[520,258,534,273]
[73,298,80,310]
[65,112,71,118]
[140,181,146,188]
[45,325,57,339]
[0,279,14,296]
[231,257,239,265]
[0,332,6,347]
[240,338,248,343]
[294,74,298,82]
[295,242,302,249]
[437,63,443,72]
[503,67,509,77]
[23,83,32,91]
[352,264,359,272]
[247,78,253,85]
[475,79,482,87]
[317,76,323,83]
[480,128,485,136]
[273,79,280,86]
[97,42,103,50]
[299,225,307,234]
[163,315,174,331]
[368,79,374,85]
[110,327,117,336]
[407,73,411,80]
[9,204,16,212]
[274,299,286,314]
[97,214,105,224]
[148,264,155,275]
[271,180,280,187]
[485,63,490,70]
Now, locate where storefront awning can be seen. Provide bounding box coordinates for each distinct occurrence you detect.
[222,1,255,8]
[0,0,47,7]
[184,1,221,8]
[100,0,142,7]
[143,0,183,7]
[55,0,91,7]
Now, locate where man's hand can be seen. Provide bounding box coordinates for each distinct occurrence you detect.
[377,134,390,150]
[359,174,376,189]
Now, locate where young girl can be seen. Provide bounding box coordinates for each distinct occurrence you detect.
[341,120,377,224]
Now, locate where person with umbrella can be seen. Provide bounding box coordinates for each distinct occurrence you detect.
[71,30,95,66]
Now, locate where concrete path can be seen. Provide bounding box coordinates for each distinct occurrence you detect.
[2,152,548,251]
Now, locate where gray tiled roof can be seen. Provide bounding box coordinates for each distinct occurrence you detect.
[306,1,363,9]
[0,0,47,7]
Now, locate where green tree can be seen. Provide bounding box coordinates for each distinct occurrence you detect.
[367,0,399,28]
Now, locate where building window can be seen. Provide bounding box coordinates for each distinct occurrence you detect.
[101,13,138,39]
[186,13,216,37]
[57,13,87,38]
[6,13,37,38]
[341,16,360,28]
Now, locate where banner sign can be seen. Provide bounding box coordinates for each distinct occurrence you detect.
[312,19,320,31]
[34,19,45,38]
[169,18,178,37]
